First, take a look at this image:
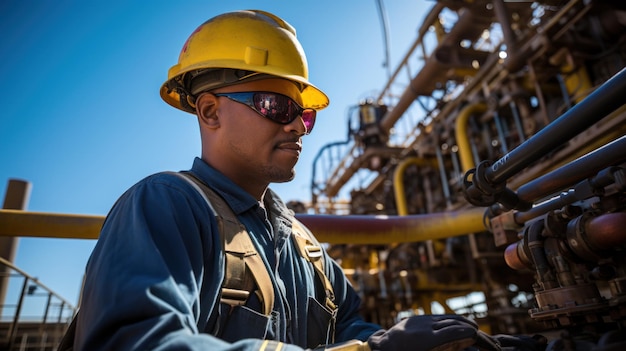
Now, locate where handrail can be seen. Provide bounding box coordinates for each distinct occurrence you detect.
[0,257,76,310]
[0,256,76,349]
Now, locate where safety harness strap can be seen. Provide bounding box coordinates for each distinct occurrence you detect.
[291,219,337,313]
[177,172,275,316]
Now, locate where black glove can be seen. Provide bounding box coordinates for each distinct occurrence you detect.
[367,314,484,351]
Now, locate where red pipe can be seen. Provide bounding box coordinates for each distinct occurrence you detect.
[296,207,486,245]
[584,212,626,250]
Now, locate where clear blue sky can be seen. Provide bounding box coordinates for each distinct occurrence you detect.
[1,1,430,311]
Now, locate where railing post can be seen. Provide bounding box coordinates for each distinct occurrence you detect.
[8,277,29,350]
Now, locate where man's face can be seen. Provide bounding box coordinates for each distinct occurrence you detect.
[204,78,311,193]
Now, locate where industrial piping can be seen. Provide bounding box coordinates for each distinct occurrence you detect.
[0,207,487,245]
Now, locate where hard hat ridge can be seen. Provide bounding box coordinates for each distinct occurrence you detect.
[251,9,297,37]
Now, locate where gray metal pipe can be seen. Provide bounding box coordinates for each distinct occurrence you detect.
[486,68,626,184]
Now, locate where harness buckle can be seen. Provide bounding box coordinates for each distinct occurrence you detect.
[305,244,323,259]
[221,288,250,306]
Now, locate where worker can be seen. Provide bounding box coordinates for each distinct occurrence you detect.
[67,9,540,351]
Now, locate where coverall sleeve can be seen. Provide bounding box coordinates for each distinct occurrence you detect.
[74,174,304,351]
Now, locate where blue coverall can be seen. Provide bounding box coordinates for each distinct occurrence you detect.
[75,157,381,350]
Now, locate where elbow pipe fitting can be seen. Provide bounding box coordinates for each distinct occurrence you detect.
[526,220,557,289]
[463,161,531,210]
[463,161,504,207]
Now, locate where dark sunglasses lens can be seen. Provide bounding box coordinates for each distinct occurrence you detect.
[256,93,307,122]
[252,92,316,133]
[302,110,316,133]
[253,93,289,123]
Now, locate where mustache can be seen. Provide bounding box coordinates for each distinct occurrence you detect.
[276,137,302,145]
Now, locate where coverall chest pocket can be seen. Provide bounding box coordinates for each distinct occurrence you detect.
[216,303,271,342]
[306,296,336,348]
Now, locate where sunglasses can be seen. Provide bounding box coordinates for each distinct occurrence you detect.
[213,91,316,134]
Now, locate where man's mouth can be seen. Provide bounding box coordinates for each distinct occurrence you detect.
[276,141,302,155]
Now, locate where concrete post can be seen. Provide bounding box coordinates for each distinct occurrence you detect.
[0,179,32,312]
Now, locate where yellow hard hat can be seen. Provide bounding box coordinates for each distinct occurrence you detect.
[160,10,329,114]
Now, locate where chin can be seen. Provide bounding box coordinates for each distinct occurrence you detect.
[272,170,296,183]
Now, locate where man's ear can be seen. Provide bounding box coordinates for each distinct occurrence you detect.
[196,93,220,129]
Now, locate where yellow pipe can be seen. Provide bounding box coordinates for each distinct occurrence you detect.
[551,48,594,104]
[0,209,103,239]
[393,157,437,216]
[564,64,593,104]
[455,103,487,172]
[1,208,487,244]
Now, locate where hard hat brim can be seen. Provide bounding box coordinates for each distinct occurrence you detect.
[160,71,329,114]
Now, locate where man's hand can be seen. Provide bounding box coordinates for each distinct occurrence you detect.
[367,314,491,351]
